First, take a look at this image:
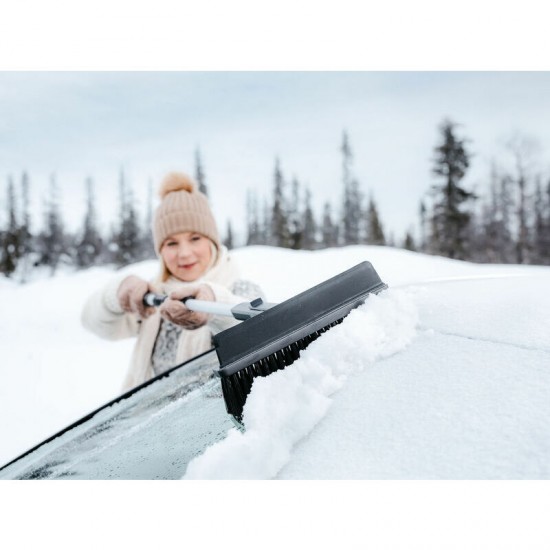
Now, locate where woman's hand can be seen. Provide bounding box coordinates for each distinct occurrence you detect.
[116,275,155,319]
[159,284,215,329]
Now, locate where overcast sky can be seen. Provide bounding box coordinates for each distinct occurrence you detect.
[1,71,550,243]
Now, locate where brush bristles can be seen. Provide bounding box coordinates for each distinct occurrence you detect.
[221,317,345,421]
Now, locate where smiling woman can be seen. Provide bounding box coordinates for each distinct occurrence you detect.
[161,232,214,282]
[81,172,264,390]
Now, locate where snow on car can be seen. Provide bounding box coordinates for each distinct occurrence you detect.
[1,246,549,479]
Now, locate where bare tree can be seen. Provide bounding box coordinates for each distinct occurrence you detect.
[506,133,540,264]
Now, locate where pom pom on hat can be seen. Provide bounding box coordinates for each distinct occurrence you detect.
[159,172,195,198]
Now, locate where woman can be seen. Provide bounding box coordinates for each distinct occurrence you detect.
[81,172,263,391]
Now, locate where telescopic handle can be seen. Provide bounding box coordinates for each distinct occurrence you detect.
[143,292,276,321]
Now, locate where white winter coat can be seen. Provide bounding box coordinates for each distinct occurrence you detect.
[81,247,261,391]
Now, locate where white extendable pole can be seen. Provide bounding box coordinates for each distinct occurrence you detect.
[183,298,235,317]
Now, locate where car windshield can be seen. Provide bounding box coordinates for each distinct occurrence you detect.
[0,349,233,480]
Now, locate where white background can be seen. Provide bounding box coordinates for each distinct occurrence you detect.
[1,1,550,548]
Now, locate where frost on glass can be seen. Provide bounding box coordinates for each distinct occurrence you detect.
[0,350,233,479]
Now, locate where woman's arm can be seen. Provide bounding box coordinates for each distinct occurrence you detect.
[80,275,143,340]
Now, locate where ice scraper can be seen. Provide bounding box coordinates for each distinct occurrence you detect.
[144,261,388,423]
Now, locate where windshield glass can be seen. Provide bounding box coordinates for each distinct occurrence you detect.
[0,350,233,479]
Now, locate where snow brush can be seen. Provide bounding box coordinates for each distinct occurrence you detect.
[144,261,387,423]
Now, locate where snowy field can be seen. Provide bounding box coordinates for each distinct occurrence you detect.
[1,245,550,478]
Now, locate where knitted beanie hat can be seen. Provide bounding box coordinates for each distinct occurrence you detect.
[152,172,220,254]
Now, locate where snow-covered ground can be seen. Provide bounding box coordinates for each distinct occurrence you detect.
[1,245,549,478]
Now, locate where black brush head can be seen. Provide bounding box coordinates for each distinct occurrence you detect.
[214,261,387,423]
[220,318,344,421]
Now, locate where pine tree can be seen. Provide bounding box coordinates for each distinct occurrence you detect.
[261,197,270,245]
[321,202,338,248]
[424,197,438,254]
[498,173,516,263]
[463,196,481,261]
[544,179,550,264]
[365,194,385,245]
[302,187,317,250]
[478,176,500,263]
[403,230,416,251]
[288,177,303,249]
[37,174,67,274]
[545,179,550,264]
[76,177,103,268]
[419,200,427,252]
[195,148,208,197]
[430,119,475,260]
[533,178,550,264]
[113,169,141,266]
[515,159,530,264]
[18,172,34,281]
[0,177,20,277]
[224,220,234,250]
[140,178,155,260]
[271,158,290,248]
[340,131,362,245]
[246,189,260,245]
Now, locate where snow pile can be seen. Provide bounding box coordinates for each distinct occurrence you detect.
[2,245,549,477]
[276,274,550,479]
[184,289,418,479]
